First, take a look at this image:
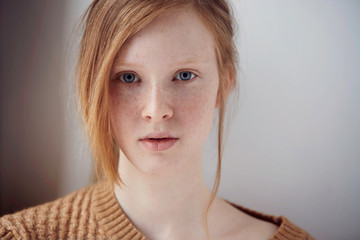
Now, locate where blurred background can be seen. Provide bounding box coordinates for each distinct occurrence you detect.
[0,1,359,239]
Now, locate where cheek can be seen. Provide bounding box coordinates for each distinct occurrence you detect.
[110,87,140,120]
[109,87,142,144]
[176,85,218,140]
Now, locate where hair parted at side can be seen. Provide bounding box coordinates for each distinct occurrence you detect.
[76,1,238,231]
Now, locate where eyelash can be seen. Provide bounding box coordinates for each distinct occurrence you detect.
[116,70,197,84]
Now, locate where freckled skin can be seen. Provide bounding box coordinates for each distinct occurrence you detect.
[109,8,220,175]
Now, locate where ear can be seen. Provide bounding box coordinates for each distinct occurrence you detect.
[216,71,233,108]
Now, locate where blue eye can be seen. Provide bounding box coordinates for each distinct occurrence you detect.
[175,71,195,81]
[119,73,139,83]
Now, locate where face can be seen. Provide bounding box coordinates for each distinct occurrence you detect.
[109,8,221,175]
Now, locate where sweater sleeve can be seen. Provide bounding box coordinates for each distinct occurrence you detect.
[0,185,99,240]
[269,216,314,240]
[0,203,44,240]
[0,197,72,240]
[0,215,27,240]
[0,225,14,240]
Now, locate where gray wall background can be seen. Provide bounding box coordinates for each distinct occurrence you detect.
[1,1,359,239]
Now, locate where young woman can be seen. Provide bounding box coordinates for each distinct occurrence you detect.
[0,0,313,239]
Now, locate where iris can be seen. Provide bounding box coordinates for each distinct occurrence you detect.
[176,71,195,81]
[120,73,138,83]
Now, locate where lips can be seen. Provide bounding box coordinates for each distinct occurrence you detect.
[141,132,176,139]
[140,132,178,151]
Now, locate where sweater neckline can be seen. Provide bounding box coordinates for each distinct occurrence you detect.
[91,183,303,240]
[92,183,146,239]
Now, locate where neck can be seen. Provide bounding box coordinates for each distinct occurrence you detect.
[114,151,212,240]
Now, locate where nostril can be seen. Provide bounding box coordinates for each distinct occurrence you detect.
[141,102,173,121]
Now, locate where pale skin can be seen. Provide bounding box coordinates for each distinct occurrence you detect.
[109,7,278,240]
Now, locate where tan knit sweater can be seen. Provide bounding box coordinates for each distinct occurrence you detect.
[0,183,314,240]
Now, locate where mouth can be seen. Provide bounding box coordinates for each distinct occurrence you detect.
[139,134,179,151]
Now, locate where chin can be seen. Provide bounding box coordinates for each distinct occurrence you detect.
[120,151,187,177]
[137,155,185,176]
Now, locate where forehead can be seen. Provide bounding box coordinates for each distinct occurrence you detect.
[115,7,216,67]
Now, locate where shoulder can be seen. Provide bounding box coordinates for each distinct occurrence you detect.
[212,198,314,240]
[229,202,315,240]
[0,183,103,240]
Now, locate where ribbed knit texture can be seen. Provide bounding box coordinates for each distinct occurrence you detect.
[0,183,314,240]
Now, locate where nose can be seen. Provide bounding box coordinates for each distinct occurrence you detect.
[141,84,173,121]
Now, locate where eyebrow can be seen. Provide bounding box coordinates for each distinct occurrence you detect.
[112,58,202,68]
